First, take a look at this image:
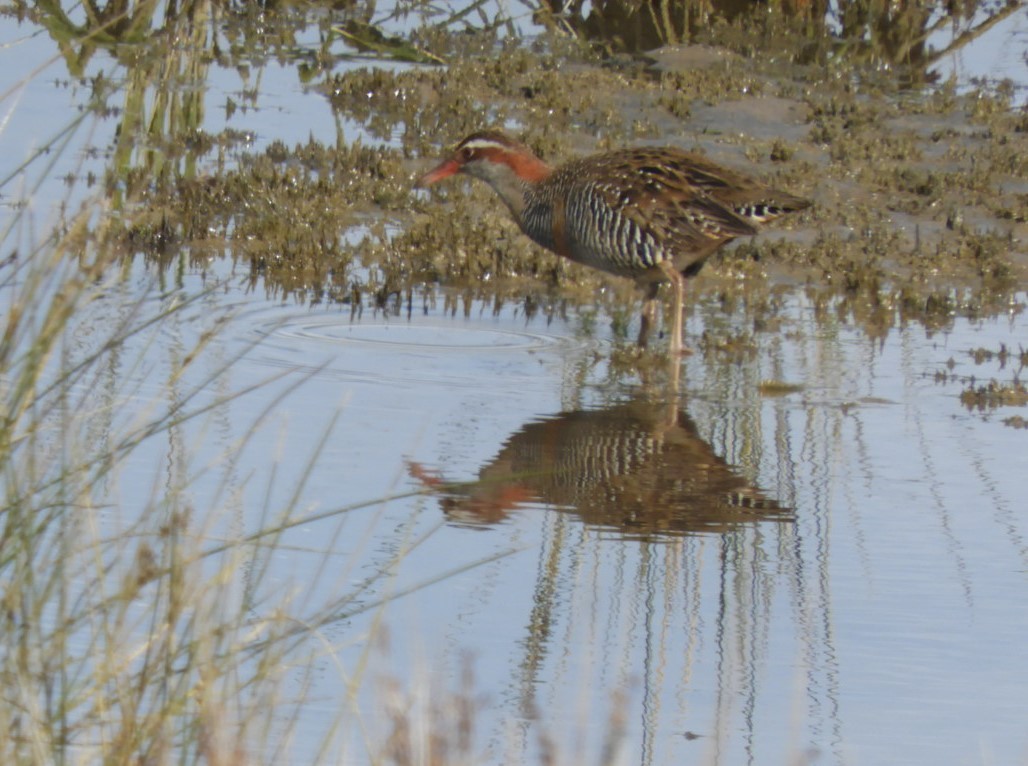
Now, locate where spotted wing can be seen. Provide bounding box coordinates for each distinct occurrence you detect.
[626,148,811,223]
[566,150,759,274]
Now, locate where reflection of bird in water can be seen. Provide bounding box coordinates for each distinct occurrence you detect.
[417,130,809,355]
[408,399,791,539]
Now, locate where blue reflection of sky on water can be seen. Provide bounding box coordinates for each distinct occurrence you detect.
[930,4,1028,103]
[58,261,1028,765]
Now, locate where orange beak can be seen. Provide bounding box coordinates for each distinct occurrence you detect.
[415,157,461,188]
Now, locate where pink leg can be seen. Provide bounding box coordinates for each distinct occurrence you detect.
[658,262,685,356]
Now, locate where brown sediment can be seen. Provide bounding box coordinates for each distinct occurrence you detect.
[119,27,1026,340]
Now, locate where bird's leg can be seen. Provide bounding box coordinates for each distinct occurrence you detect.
[658,261,686,356]
[638,290,659,349]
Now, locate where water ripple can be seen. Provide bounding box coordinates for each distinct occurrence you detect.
[260,316,565,352]
[232,308,577,390]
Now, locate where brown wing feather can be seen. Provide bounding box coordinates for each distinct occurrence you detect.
[581,150,761,272]
[599,147,809,220]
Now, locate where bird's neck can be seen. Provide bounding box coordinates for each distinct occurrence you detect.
[470,155,553,224]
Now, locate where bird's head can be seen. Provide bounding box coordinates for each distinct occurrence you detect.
[416,130,552,189]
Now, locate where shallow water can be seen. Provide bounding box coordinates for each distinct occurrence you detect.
[76,258,1028,765]
[3,5,1028,764]
[305,297,1026,766]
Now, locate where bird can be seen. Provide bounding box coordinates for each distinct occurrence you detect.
[416,130,809,356]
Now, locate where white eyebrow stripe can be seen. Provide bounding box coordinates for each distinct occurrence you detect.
[461,139,506,151]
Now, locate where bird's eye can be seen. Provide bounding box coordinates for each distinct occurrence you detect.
[459,147,474,162]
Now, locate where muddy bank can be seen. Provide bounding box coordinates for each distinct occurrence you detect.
[125,32,1027,340]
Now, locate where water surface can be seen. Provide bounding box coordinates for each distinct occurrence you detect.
[100,261,1028,765]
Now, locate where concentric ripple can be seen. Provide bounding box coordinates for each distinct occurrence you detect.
[266,315,565,352]
[228,304,583,391]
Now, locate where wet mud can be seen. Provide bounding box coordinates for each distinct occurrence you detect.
[125,32,1026,333]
